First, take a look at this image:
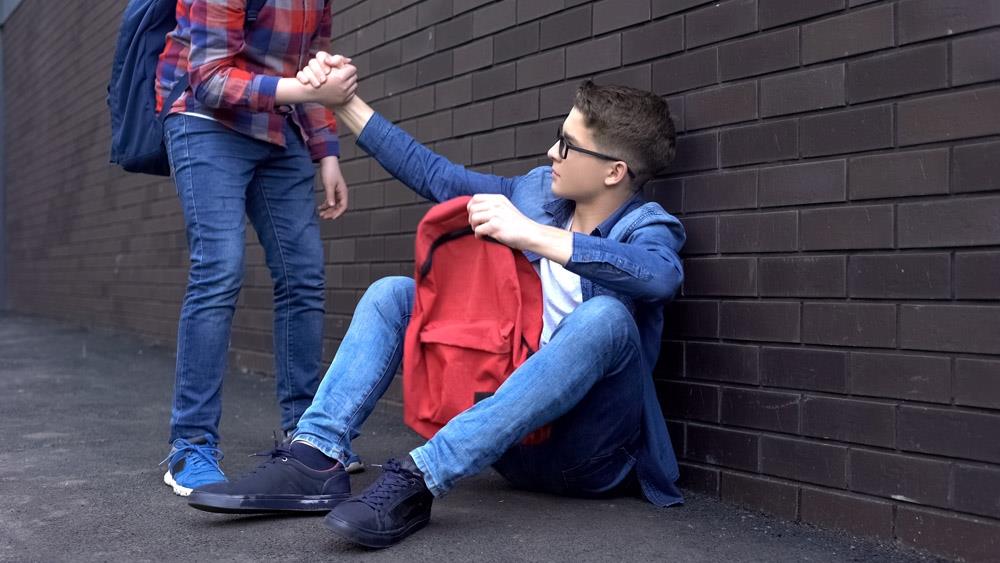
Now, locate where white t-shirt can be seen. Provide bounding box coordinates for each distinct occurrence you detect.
[536,217,583,347]
[179,111,218,122]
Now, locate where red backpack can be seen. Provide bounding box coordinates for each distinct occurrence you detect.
[403,196,550,444]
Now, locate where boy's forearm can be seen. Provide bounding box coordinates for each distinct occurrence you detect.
[525,224,574,266]
[273,83,374,136]
[275,77,319,105]
[329,96,376,137]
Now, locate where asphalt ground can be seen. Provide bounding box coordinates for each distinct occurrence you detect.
[0,313,946,562]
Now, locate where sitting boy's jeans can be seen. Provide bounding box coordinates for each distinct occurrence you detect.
[294,276,644,497]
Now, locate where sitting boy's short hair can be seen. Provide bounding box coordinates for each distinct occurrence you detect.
[573,80,676,189]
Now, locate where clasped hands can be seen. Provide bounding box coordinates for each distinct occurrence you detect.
[297,54,548,252]
[296,51,358,106]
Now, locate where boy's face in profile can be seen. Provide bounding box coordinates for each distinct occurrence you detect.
[548,107,628,204]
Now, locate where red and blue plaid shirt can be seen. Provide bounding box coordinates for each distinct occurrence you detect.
[156,0,339,160]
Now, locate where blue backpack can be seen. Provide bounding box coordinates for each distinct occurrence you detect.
[107,0,267,176]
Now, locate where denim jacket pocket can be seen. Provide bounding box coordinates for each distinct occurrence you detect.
[561,447,637,496]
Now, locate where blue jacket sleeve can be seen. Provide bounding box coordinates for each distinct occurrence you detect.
[565,213,686,303]
[355,113,518,203]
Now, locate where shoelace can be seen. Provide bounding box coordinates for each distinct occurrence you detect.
[160,438,224,478]
[357,459,418,511]
[242,439,296,477]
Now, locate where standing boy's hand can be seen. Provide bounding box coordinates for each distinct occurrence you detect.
[318,156,349,220]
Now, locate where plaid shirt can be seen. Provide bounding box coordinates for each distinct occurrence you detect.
[156,0,339,160]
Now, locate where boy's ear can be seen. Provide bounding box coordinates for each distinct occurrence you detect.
[603,162,630,188]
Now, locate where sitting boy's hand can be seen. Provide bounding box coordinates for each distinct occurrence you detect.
[467,194,539,251]
[297,51,358,105]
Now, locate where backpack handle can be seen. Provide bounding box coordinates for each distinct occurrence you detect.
[419,227,474,278]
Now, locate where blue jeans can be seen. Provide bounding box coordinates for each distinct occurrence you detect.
[163,114,324,442]
[295,276,643,497]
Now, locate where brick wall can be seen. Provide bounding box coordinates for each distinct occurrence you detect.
[3,0,1000,559]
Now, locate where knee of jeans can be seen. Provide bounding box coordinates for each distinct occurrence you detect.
[565,296,637,347]
[190,255,244,301]
[275,236,325,289]
[276,263,325,296]
[572,296,631,326]
[361,276,414,317]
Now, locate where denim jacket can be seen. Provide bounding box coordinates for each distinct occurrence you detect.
[357,113,686,507]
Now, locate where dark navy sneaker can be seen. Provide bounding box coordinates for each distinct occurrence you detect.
[187,441,350,514]
[161,434,226,496]
[324,457,434,548]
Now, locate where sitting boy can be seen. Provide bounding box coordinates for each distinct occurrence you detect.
[187,52,686,548]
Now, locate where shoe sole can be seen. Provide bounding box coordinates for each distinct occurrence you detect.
[324,511,430,548]
[163,471,193,497]
[188,491,350,514]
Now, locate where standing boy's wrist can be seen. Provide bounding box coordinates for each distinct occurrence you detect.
[275,77,318,105]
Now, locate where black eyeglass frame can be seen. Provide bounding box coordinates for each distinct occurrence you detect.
[556,129,636,180]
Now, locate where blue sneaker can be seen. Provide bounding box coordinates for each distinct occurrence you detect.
[161,434,226,496]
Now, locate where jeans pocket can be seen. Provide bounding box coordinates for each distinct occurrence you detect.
[561,447,637,496]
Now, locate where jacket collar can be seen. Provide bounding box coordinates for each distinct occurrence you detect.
[525,192,646,262]
[542,191,646,237]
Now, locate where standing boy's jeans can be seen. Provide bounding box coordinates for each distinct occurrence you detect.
[295,276,643,497]
[163,114,324,442]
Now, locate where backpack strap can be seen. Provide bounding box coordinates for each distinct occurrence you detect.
[158,0,269,122]
[158,76,189,121]
[245,0,267,27]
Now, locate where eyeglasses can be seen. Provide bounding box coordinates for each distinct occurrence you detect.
[556,129,636,179]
